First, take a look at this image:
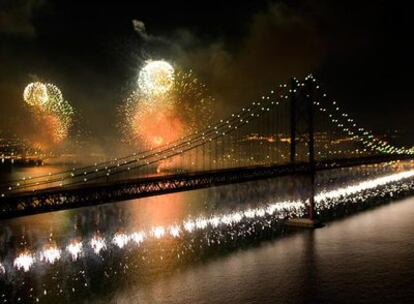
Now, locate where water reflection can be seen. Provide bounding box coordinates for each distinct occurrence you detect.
[1,162,414,303]
[109,198,414,304]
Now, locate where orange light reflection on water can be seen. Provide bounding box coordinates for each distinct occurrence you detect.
[126,191,191,229]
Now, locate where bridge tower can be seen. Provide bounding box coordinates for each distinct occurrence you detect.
[288,76,322,228]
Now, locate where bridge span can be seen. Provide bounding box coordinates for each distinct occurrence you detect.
[1,155,413,219]
[1,75,414,221]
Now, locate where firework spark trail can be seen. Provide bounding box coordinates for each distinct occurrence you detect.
[2,169,414,275]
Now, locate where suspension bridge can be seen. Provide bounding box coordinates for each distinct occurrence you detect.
[1,75,413,220]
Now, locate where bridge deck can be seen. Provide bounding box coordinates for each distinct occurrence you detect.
[0,154,412,219]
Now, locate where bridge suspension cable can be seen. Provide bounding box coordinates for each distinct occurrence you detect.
[3,75,413,198]
[306,75,414,156]
[1,85,290,195]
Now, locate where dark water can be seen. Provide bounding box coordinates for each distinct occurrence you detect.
[1,163,414,303]
[110,197,414,304]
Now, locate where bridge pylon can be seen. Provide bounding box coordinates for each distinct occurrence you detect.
[288,76,322,228]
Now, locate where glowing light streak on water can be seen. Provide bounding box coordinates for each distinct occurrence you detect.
[66,241,83,261]
[129,231,146,245]
[152,226,166,239]
[1,169,414,275]
[169,225,181,238]
[315,170,414,204]
[13,252,35,272]
[112,233,129,249]
[39,246,61,264]
[90,236,106,255]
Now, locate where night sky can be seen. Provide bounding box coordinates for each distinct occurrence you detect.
[1,0,413,145]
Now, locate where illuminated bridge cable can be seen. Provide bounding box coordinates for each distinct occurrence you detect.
[2,89,280,189]
[307,75,414,156]
[6,89,282,191]
[2,86,288,195]
[41,89,287,188]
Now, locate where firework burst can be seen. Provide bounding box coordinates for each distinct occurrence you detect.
[23,82,49,106]
[138,60,175,96]
[120,63,214,150]
[23,82,74,148]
